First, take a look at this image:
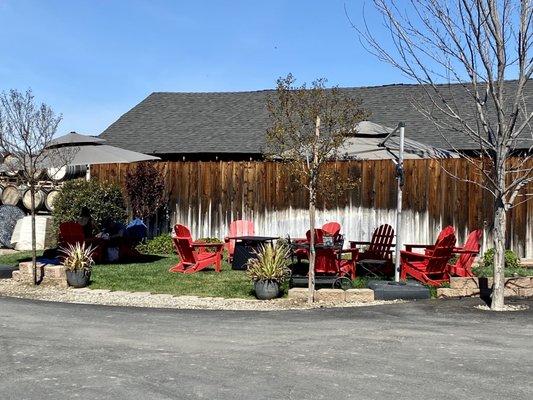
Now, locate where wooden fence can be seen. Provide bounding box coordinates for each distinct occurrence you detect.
[91,158,532,258]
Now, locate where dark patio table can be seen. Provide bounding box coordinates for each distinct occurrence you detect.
[228,236,278,270]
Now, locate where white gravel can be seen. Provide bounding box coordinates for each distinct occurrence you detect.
[0,279,394,311]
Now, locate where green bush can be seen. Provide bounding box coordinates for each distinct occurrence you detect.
[482,248,521,270]
[136,234,174,255]
[473,248,528,277]
[52,179,127,232]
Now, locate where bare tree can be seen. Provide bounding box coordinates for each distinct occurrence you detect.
[352,0,533,310]
[267,74,367,303]
[0,89,62,284]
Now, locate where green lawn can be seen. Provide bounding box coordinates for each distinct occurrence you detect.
[0,251,254,299]
[90,255,255,299]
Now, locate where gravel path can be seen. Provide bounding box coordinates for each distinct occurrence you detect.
[0,279,394,310]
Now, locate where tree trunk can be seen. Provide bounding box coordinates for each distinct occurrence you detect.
[308,194,316,304]
[30,184,38,285]
[491,197,506,311]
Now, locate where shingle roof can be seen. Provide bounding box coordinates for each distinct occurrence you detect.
[100,82,533,154]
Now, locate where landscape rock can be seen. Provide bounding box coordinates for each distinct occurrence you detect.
[345,288,374,302]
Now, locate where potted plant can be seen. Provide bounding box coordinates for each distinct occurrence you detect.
[60,242,96,288]
[246,243,290,300]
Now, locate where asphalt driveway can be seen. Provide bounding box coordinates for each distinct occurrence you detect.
[0,296,531,400]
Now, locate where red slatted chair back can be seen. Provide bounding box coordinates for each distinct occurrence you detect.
[173,224,197,264]
[59,222,85,246]
[315,247,339,275]
[306,228,324,244]
[367,224,395,260]
[425,233,456,274]
[322,222,341,237]
[227,220,255,256]
[454,229,482,272]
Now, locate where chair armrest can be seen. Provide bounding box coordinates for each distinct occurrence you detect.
[453,249,479,255]
[192,242,224,249]
[350,241,371,248]
[400,250,429,261]
[404,244,433,252]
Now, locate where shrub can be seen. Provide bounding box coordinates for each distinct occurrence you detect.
[246,243,290,283]
[136,234,174,255]
[473,248,528,277]
[52,179,126,231]
[59,242,95,272]
[482,248,521,270]
[124,162,167,220]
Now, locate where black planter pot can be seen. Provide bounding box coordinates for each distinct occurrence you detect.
[66,269,91,288]
[254,281,280,300]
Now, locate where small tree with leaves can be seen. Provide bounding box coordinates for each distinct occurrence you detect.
[124,162,167,234]
[0,89,62,284]
[354,0,533,311]
[266,74,367,303]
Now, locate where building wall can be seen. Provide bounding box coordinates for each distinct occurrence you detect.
[92,158,532,258]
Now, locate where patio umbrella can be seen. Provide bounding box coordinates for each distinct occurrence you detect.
[340,121,458,160]
[42,132,160,167]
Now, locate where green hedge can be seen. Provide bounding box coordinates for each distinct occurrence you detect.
[136,234,174,255]
[52,179,127,232]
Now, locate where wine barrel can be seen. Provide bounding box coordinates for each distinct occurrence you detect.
[1,184,23,206]
[3,155,19,177]
[22,188,46,211]
[46,165,87,181]
[44,189,60,212]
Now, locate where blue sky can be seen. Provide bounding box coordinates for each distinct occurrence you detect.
[0,0,404,135]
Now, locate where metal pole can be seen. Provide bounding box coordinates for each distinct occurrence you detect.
[394,123,405,283]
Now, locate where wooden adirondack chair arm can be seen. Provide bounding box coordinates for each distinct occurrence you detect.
[452,248,479,254]
[192,242,224,249]
[404,244,434,252]
[349,241,371,247]
[400,250,430,261]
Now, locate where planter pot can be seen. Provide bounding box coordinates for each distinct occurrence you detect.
[254,281,280,300]
[66,269,91,288]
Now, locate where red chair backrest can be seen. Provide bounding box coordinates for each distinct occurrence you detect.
[306,228,324,244]
[368,224,395,260]
[322,222,341,237]
[227,220,255,255]
[426,232,456,273]
[59,222,85,246]
[454,229,482,271]
[173,224,197,264]
[436,226,455,244]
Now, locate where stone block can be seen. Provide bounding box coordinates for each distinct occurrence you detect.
[315,289,345,302]
[450,277,480,290]
[345,288,374,302]
[43,265,66,279]
[505,277,532,289]
[518,288,533,297]
[11,270,21,281]
[288,288,309,300]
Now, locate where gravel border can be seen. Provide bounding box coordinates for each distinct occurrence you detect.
[0,279,399,311]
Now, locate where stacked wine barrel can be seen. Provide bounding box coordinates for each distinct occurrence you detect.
[0,163,87,214]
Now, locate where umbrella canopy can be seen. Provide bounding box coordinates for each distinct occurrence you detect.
[42,132,160,167]
[47,131,106,147]
[340,121,458,160]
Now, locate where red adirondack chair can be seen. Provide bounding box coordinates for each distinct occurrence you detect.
[448,229,482,277]
[400,231,456,286]
[404,226,455,256]
[170,224,224,274]
[224,220,255,262]
[301,229,356,280]
[322,222,342,241]
[58,222,103,263]
[350,224,395,275]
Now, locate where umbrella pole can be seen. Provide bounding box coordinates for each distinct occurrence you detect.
[394,123,405,283]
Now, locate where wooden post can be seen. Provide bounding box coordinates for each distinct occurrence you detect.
[308,115,321,304]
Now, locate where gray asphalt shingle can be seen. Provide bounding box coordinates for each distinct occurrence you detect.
[100,82,533,155]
